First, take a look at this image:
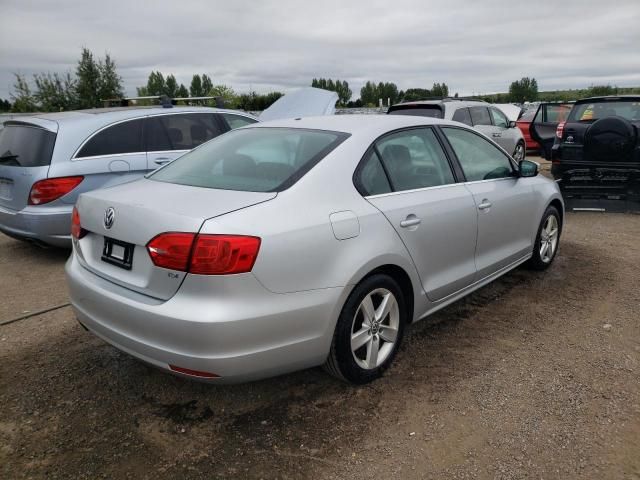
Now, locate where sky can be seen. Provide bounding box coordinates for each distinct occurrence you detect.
[1,0,639,101]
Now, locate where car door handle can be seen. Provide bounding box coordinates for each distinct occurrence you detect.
[400,217,421,228]
[478,200,492,210]
[492,133,501,138]
[154,157,171,165]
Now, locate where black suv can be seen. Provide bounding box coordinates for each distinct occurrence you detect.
[531,96,640,211]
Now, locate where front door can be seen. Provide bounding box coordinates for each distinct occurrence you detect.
[441,126,537,279]
[362,127,478,301]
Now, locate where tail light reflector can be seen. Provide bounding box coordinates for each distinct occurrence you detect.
[555,121,565,139]
[71,206,87,239]
[146,233,261,275]
[29,176,84,205]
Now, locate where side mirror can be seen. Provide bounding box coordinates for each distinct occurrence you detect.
[508,120,517,128]
[519,159,539,177]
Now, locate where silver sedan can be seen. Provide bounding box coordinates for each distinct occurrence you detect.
[66,115,563,384]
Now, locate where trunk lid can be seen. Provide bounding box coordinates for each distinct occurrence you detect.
[0,121,57,211]
[75,178,276,300]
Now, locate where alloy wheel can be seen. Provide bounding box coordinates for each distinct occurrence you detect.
[350,288,400,370]
[540,214,559,263]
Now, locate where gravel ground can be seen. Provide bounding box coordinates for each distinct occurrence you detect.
[1,208,639,479]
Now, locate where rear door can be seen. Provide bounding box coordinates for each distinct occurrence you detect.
[469,106,500,142]
[0,122,57,211]
[530,103,574,160]
[441,126,537,279]
[489,106,517,154]
[363,127,478,301]
[144,113,225,169]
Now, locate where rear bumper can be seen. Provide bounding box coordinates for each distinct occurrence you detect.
[65,253,349,383]
[0,203,72,247]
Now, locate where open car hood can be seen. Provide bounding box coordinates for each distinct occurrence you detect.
[492,104,523,121]
[259,87,338,121]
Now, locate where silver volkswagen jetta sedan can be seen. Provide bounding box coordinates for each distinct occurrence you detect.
[66,115,563,384]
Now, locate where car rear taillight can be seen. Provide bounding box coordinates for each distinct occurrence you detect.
[147,232,196,271]
[555,122,565,139]
[146,233,261,275]
[71,206,87,239]
[29,176,84,205]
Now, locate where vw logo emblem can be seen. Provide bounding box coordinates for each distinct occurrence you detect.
[104,207,115,229]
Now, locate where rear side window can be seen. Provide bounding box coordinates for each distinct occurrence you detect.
[221,113,257,130]
[452,108,472,126]
[375,128,455,191]
[149,127,348,192]
[145,113,224,152]
[469,107,491,126]
[442,127,514,182]
[387,106,444,118]
[355,150,392,196]
[568,101,640,122]
[77,119,144,158]
[0,124,56,167]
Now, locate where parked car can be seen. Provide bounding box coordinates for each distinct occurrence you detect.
[66,114,563,384]
[519,102,573,153]
[0,107,257,247]
[0,87,338,247]
[387,99,527,161]
[531,96,640,211]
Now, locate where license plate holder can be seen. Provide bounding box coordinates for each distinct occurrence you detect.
[101,237,134,270]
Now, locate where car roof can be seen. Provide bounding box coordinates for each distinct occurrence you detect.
[390,99,488,109]
[249,114,464,137]
[4,106,256,132]
[575,95,640,104]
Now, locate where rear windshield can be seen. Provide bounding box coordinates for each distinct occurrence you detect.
[569,100,640,122]
[148,127,348,192]
[387,106,444,118]
[0,123,56,167]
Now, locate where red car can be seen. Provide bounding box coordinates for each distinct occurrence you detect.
[517,103,573,152]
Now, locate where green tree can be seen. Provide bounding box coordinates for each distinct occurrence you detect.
[0,99,11,112]
[402,88,431,102]
[360,81,399,106]
[177,84,189,98]
[165,75,178,97]
[587,84,618,96]
[33,72,77,111]
[431,82,449,98]
[190,74,203,97]
[10,74,37,112]
[97,53,123,101]
[201,74,213,96]
[75,48,102,108]
[209,84,238,107]
[508,77,538,103]
[145,71,166,96]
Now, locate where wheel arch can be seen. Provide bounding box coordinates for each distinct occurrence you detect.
[357,264,416,324]
[548,198,564,230]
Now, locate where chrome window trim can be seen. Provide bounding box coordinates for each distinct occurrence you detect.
[364,181,465,200]
[146,149,189,155]
[72,111,250,161]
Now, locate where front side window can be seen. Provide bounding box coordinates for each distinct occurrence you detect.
[149,127,347,192]
[469,107,492,126]
[77,119,144,158]
[490,108,509,128]
[375,128,455,192]
[452,107,472,126]
[442,127,514,182]
[145,113,223,152]
[221,113,257,129]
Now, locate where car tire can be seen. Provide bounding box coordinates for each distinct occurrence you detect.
[513,141,526,162]
[527,205,561,271]
[324,274,406,384]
